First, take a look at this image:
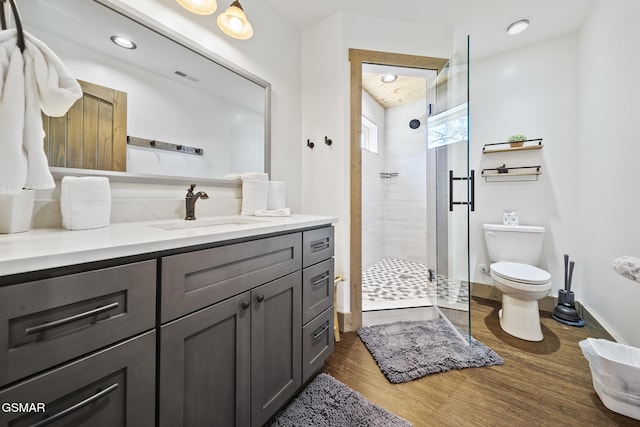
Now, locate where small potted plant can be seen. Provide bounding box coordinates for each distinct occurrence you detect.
[508,134,527,148]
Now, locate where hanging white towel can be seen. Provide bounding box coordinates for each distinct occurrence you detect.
[0,29,82,194]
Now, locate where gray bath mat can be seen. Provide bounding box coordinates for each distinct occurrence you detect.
[268,373,411,426]
[357,319,503,383]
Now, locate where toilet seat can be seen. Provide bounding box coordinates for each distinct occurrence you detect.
[490,262,551,291]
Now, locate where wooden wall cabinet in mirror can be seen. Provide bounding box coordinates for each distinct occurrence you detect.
[42,80,127,172]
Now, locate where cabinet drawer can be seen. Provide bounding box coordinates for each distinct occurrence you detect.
[302,307,334,382]
[302,259,334,324]
[161,233,301,323]
[0,260,156,387]
[302,227,334,268]
[0,331,155,427]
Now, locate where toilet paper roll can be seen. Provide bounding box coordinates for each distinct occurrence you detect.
[268,181,286,210]
[241,180,269,216]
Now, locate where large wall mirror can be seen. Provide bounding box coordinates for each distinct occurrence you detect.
[21,0,270,182]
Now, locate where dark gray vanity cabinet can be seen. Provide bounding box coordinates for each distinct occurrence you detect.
[158,273,302,427]
[158,226,333,427]
[159,292,252,427]
[300,228,335,383]
[251,272,301,427]
[0,223,334,427]
[0,260,157,426]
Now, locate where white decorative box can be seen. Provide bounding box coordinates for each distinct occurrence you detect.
[503,210,519,226]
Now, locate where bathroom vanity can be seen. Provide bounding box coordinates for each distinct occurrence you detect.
[0,215,336,426]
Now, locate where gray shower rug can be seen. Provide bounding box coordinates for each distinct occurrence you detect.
[268,373,411,426]
[357,319,503,384]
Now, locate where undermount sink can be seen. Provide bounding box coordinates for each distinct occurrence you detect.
[149,217,266,231]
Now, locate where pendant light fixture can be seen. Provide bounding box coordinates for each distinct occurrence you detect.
[217,1,254,40]
[176,0,217,15]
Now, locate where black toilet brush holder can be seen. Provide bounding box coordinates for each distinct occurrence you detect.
[557,289,575,306]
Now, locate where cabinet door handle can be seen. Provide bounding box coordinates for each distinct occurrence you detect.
[241,300,251,310]
[29,383,119,427]
[310,239,330,252]
[256,294,265,303]
[312,273,330,287]
[312,323,330,341]
[25,302,120,335]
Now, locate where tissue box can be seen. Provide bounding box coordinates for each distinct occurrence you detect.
[0,190,35,233]
[60,177,111,230]
[503,210,519,226]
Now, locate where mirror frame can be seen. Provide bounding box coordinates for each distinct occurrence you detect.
[49,0,271,186]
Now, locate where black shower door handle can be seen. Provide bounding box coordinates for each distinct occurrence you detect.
[449,169,475,212]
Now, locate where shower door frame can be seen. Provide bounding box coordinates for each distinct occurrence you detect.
[348,49,448,331]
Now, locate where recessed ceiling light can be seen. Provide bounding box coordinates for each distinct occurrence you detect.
[506,19,530,35]
[381,74,398,83]
[110,35,137,49]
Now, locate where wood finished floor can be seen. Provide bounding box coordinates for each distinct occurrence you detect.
[323,297,640,427]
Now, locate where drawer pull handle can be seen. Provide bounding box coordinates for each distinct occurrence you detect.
[312,273,330,287]
[241,300,251,310]
[25,302,120,335]
[310,240,330,252]
[29,382,119,427]
[256,294,265,303]
[312,323,330,341]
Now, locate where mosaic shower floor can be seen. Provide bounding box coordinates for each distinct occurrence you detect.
[361,258,469,311]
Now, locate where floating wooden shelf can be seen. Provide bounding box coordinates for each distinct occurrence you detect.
[483,138,543,153]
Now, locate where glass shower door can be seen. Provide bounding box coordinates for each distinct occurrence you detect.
[428,36,471,342]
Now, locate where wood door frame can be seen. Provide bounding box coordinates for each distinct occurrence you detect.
[348,49,448,331]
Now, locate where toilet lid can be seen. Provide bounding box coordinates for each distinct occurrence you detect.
[491,262,551,285]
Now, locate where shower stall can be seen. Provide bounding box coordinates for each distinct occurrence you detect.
[359,38,472,338]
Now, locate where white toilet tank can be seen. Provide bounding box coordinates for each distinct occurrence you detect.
[483,224,545,266]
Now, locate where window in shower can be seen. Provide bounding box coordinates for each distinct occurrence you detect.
[361,115,378,154]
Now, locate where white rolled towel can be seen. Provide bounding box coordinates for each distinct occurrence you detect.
[612,256,640,283]
[255,208,291,217]
[268,181,286,210]
[241,180,268,216]
[241,172,269,181]
[60,177,111,230]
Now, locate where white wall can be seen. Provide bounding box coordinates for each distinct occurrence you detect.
[469,35,581,300]
[578,0,640,346]
[361,92,386,270]
[383,101,428,263]
[301,13,452,312]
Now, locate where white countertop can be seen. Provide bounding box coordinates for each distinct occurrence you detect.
[0,215,337,276]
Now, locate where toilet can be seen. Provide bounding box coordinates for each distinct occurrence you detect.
[483,224,552,341]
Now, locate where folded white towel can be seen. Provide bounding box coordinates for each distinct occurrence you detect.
[60,177,111,230]
[241,172,269,181]
[241,180,268,216]
[224,173,243,180]
[612,256,640,283]
[254,208,291,217]
[268,181,286,210]
[0,30,82,194]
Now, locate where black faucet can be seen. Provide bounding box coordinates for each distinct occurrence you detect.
[185,184,209,220]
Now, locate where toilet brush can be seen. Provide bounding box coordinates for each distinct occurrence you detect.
[552,256,585,327]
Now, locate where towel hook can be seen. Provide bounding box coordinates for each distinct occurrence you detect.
[1,0,25,52]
